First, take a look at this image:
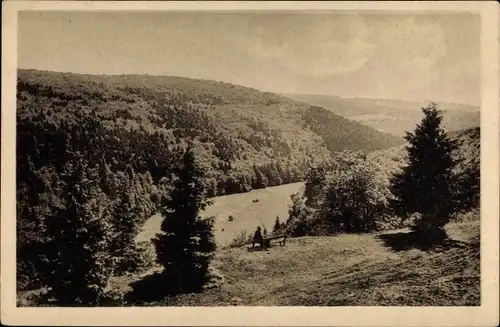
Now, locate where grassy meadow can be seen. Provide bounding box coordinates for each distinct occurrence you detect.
[137,182,304,247]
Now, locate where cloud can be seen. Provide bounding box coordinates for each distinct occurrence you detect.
[243,14,375,76]
[368,16,447,74]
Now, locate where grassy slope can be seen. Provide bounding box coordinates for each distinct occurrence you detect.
[127,220,479,306]
[285,94,480,137]
[138,182,304,246]
[19,220,480,306]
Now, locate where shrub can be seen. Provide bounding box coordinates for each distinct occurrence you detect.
[133,241,157,272]
[286,152,394,236]
[229,230,253,248]
[272,216,282,235]
[316,157,391,233]
[285,192,316,237]
[203,266,225,290]
[450,208,480,223]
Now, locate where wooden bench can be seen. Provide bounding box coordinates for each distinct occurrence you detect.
[264,234,288,247]
[247,234,288,252]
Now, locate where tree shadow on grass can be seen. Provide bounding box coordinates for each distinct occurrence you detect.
[376,230,469,252]
[246,245,269,252]
[124,271,179,304]
[124,269,210,305]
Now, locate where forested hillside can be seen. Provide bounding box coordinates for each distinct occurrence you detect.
[286,93,480,137]
[18,70,404,195]
[16,69,404,291]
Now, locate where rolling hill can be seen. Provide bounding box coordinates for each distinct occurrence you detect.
[18,69,405,196]
[285,93,480,137]
[153,219,479,306]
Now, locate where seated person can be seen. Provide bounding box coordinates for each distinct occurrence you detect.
[252,226,266,248]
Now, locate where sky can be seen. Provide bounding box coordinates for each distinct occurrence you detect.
[18,11,480,105]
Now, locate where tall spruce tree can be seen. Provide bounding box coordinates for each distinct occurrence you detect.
[43,152,111,305]
[390,103,458,236]
[108,178,142,275]
[153,145,216,294]
[273,216,282,235]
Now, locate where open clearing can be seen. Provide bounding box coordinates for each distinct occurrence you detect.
[137,182,304,246]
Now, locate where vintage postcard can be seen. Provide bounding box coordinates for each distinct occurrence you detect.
[1,1,499,326]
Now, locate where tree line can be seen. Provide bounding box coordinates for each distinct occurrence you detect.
[19,129,215,304]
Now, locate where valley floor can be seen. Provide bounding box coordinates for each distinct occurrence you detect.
[120,220,480,306]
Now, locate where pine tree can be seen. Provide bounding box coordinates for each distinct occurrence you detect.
[304,165,328,207]
[108,178,142,275]
[280,221,287,230]
[273,216,282,235]
[457,164,480,211]
[153,146,216,294]
[286,192,314,237]
[390,103,458,237]
[43,152,111,305]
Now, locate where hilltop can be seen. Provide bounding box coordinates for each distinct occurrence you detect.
[285,93,480,137]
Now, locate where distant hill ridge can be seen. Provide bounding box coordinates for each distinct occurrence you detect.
[284,93,480,137]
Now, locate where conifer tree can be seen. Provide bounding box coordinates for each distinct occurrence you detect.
[153,145,216,294]
[286,192,314,237]
[273,216,282,235]
[43,152,111,305]
[108,178,142,275]
[304,165,328,207]
[390,103,458,237]
[457,164,480,211]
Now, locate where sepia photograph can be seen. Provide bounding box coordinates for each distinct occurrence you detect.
[1,1,499,326]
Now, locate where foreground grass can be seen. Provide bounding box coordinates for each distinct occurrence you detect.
[134,221,480,306]
[19,220,479,306]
